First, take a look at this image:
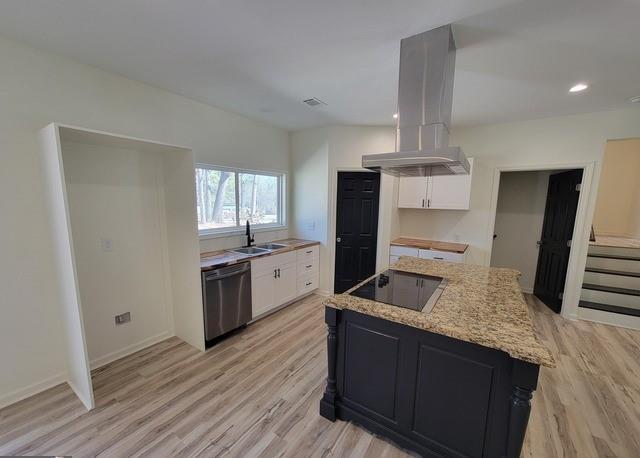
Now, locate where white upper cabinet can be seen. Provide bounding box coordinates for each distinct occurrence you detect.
[397,158,474,210]
[397,177,429,208]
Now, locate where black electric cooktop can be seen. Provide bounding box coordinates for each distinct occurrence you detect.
[349,269,447,313]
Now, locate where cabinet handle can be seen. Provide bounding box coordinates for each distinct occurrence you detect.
[306,250,313,253]
[434,257,444,260]
[306,281,312,286]
[274,269,278,279]
[422,198,425,208]
[306,264,312,268]
[277,268,281,278]
[427,199,431,208]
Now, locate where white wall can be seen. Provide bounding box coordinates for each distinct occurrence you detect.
[592,138,640,238]
[63,142,173,367]
[399,107,640,319]
[399,109,640,265]
[490,171,553,293]
[291,126,397,294]
[0,36,288,407]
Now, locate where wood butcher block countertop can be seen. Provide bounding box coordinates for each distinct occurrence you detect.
[391,237,468,253]
[200,238,319,271]
[325,257,555,367]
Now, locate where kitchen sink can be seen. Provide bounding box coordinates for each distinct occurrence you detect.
[230,247,270,255]
[256,243,287,250]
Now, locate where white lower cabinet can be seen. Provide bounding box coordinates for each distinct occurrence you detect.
[251,245,320,319]
[251,269,277,318]
[389,244,466,265]
[418,248,465,263]
[275,262,298,306]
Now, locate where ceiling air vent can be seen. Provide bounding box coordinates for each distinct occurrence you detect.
[303,97,327,107]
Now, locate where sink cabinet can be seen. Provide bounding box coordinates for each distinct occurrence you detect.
[251,245,319,319]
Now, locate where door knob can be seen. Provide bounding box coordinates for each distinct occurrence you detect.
[336,237,342,242]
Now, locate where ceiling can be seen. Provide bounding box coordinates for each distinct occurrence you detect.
[0,0,639,130]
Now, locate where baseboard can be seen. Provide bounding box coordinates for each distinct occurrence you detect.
[316,289,332,297]
[578,307,640,330]
[0,371,66,410]
[520,287,533,294]
[90,331,173,370]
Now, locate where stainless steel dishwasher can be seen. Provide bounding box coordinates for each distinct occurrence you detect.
[202,261,252,345]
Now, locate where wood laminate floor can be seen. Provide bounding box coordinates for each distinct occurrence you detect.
[1,294,639,457]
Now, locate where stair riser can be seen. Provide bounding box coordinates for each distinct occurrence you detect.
[580,289,640,310]
[586,257,640,274]
[589,245,640,258]
[583,271,640,290]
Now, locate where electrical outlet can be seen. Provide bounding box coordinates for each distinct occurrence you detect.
[115,312,131,325]
[101,237,114,252]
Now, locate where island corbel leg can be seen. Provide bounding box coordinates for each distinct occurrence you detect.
[506,360,540,458]
[319,307,339,421]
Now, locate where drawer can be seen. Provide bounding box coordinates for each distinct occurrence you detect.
[297,272,319,295]
[297,258,319,277]
[389,245,419,258]
[251,250,297,275]
[418,248,465,263]
[297,245,319,262]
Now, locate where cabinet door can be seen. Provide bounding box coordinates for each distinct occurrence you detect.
[252,269,276,318]
[397,177,428,208]
[275,262,297,306]
[428,158,474,210]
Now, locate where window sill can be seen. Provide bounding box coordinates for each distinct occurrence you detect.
[198,225,288,241]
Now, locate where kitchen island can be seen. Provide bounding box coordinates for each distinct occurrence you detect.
[320,257,554,458]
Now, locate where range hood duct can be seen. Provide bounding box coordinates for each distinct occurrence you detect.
[363,25,470,176]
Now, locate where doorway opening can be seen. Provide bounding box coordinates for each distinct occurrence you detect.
[334,171,381,293]
[579,138,640,319]
[491,169,582,313]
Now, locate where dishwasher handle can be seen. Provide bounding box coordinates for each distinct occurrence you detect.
[205,262,250,281]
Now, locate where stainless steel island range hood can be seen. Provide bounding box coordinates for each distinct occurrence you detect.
[363,25,470,176]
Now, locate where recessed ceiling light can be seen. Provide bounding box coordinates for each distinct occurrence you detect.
[393,113,398,119]
[630,96,640,103]
[569,83,589,93]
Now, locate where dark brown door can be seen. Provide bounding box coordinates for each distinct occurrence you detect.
[534,169,582,312]
[334,172,380,293]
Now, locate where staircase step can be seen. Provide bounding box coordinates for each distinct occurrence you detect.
[583,271,640,291]
[584,267,640,277]
[587,253,640,261]
[582,283,640,296]
[588,244,640,258]
[581,288,640,309]
[579,300,640,317]
[586,256,640,274]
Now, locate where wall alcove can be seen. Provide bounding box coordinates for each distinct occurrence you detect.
[38,123,204,409]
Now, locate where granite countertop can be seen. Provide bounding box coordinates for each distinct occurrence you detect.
[325,257,555,367]
[200,238,319,271]
[391,237,468,253]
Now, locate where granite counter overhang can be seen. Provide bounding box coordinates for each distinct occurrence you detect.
[325,256,555,368]
[200,238,320,271]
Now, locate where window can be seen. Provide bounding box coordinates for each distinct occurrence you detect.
[195,165,285,236]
